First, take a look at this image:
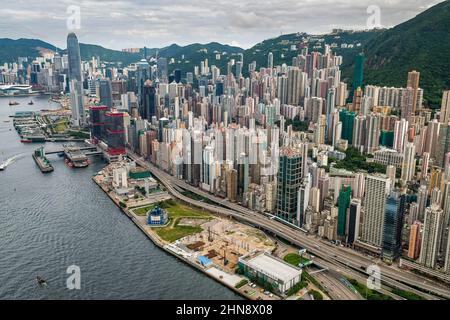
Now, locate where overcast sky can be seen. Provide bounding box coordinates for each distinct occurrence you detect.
[0,0,444,50]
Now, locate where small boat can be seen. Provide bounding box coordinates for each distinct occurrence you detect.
[20,139,32,143]
[28,100,34,105]
[36,276,48,287]
[9,101,19,106]
[3,120,10,123]
[0,164,5,171]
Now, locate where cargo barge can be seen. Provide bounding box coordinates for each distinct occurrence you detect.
[32,148,54,173]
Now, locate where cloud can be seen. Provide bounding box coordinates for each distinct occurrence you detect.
[0,0,445,50]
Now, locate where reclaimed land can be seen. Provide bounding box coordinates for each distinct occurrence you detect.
[91,174,252,300]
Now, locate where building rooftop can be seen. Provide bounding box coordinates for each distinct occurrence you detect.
[241,251,301,283]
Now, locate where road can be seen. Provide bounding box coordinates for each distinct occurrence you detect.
[128,152,450,300]
[311,269,361,300]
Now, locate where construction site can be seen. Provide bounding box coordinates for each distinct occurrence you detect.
[175,217,276,274]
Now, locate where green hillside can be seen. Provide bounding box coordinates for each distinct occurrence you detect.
[0,38,59,63]
[362,0,450,107]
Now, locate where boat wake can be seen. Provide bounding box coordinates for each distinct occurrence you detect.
[0,153,25,170]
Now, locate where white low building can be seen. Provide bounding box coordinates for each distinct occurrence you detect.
[238,251,302,294]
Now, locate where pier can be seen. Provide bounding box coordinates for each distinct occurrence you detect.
[34,145,103,170]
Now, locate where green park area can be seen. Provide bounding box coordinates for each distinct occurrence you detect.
[330,147,386,174]
[132,199,211,243]
[51,119,69,133]
[283,253,310,266]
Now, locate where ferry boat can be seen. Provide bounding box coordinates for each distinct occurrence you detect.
[64,146,89,168]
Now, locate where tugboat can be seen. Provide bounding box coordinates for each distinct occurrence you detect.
[28,100,34,105]
[36,276,48,287]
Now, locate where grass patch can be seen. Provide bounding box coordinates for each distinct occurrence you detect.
[283,253,310,266]
[155,221,202,243]
[133,200,211,242]
[308,289,323,300]
[68,130,90,139]
[52,120,69,133]
[235,279,248,289]
[391,288,425,300]
[347,278,393,300]
[133,205,155,216]
[286,280,308,296]
[181,190,216,205]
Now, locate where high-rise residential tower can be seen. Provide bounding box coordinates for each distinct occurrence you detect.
[419,204,443,269]
[407,70,420,114]
[361,174,391,248]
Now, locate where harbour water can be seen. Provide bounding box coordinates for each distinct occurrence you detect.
[0,95,241,299]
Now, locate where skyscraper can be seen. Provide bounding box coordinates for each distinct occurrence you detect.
[276,148,302,226]
[347,198,362,245]
[67,32,85,126]
[401,142,416,182]
[156,57,168,83]
[364,113,380,154]
[382,190,406,262]
[267,52,274,69]
[420,204,443,269]
[439,91,450,123]
[67,32,83,82]
[297,175,311,228]
[337,185,352,238]
[417,185,428,221]
[393,119,408,153]
[99,79,113,109]
[136,58,150,98]
[407,70,420,114]
[361,174,391,247]
[339,109,355,145]
[408,221,422,260]
[140,80,157,121]
[353,53,364,91]
[69,79,85,126]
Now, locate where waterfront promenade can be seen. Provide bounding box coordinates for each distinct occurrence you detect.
[91,173,281,301]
